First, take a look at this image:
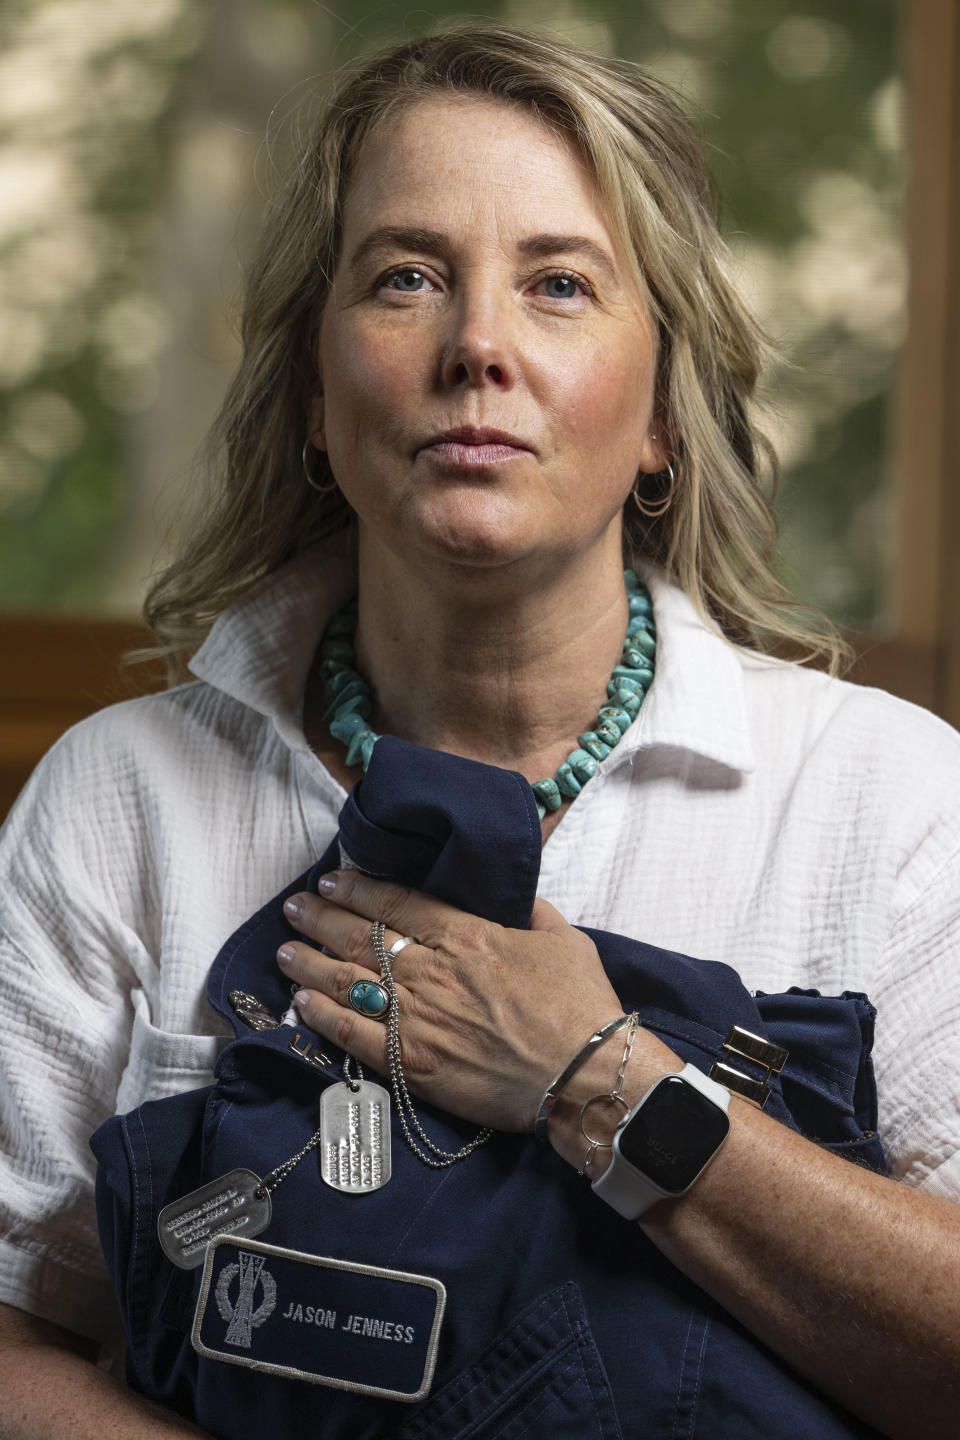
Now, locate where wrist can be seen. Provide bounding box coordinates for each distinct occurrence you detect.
[545,1027,679,1171]
[591,1064,732,1220]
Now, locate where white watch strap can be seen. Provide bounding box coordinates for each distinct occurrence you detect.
[679,1063,731,1111]
[591,1064,730,1221]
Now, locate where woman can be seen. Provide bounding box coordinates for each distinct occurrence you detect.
[1,24,959,1439]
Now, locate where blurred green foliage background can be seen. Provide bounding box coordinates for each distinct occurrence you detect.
[0,0,902,625]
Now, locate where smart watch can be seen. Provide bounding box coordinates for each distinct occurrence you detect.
[591,1064,731,1220]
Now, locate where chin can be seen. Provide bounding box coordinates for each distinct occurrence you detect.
[405,494,535,568]
[418,526,528,569]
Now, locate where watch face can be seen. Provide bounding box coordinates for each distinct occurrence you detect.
[618,1075,730,1194]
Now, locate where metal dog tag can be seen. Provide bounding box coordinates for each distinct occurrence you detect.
[158,1168,273,1269]
[320,1080,392,1193]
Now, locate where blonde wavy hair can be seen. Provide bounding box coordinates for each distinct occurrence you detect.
[144,22,848,680]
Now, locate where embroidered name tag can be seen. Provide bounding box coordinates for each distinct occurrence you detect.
[192,1236,446,1402]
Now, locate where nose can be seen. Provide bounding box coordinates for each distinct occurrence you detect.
[439,291,514,389]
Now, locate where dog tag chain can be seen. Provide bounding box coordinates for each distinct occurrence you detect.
[159,1060,391,1268]
[254,1055,391,1199]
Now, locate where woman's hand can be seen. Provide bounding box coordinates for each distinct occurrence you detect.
[276,869,635,1134]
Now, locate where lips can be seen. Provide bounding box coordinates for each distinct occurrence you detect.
[418,426,533,467]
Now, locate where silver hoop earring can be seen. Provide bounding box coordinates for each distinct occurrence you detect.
[302,439,338,495]
[631,460,676,519]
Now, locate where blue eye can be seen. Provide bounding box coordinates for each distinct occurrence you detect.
[386,269,428,292]
[544,275,581,299]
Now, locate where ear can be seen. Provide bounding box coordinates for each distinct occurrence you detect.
[307,390,326,451]
[637,425,670,476]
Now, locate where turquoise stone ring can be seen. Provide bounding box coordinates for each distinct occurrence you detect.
[347,979,391,1020]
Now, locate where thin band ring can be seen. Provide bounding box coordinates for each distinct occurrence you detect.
[386,935,416,961]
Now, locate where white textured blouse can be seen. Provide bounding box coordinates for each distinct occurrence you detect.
[2,548,960,1342]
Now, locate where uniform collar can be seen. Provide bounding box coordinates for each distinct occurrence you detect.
[190,545,755,775]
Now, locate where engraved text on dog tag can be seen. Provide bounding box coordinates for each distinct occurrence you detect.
[158,1168,272,1269]
[319,1080,392,1193]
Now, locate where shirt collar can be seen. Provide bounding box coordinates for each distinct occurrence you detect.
[189,545,754,774]
[189,542,356,755]
[621,563,755,775]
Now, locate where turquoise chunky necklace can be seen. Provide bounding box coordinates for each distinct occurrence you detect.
[318,568,656,821]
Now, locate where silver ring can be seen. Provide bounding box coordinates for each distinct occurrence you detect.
[386,935,416,961]
[346,979,391,1021]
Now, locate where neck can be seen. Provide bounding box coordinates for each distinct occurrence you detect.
[350,530,632,783]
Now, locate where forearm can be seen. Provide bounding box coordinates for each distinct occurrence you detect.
[281,872,960,1435]
[0,1307,209,1440]
[549,1051,960,1440]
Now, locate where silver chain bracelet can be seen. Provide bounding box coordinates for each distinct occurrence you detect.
[578,1011,639,1176]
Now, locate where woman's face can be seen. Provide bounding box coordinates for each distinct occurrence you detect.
[314,95,664,576]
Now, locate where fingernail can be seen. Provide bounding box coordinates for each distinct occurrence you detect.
[284,896,304,919]
[293,990,310,1008]
[318,873,338,891]
[277,945,296,967]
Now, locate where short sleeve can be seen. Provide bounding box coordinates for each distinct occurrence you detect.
[872,827,960,1198]
[0,720,155,1342]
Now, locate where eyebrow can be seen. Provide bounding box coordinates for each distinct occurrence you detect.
[346,227,449,273]
[346,226,620,285]
[517,233,619,286]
